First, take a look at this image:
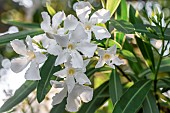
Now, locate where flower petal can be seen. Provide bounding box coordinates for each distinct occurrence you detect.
[74,73,91,85]
[50,80,64,88]
[48,33,69,47]
[78,85,93,103]
[64,14,79,31]
[74,1,91,23]
[26,35,34,51]
[70,24,88,42]
[34,52,47,64]
[47,43,62,56]
[66,76,75,93]
[25,61,41,80]
[92,26,111,40]
[52,11,66,29]
[10,39,27,56]
[108,45,117,54]
[53,68,67,78]
[55,51,69,66]
[66,90,81,112]
[52,88,67,105]
[71,50,83,68]
[90,9,110,23]
[41,12,52,33]
[95,56,105,68]
[76,42,97,57]
[11,57,30,73]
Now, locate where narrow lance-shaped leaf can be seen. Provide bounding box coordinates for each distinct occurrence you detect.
[3,21,40,29]
[109,69,123,104]
[37,55,61,103]
[143,92,159,113]
[0,29,44,45]
[106,0,121,17]
[120,50,137,62]
[112,80,152,113]
[0,81,37,112]
[78,81,109,113]
[110,20,135,34]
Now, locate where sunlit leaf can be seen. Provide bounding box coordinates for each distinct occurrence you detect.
[106,0,121,17]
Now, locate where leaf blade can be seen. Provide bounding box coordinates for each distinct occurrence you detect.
[106,0,121,17]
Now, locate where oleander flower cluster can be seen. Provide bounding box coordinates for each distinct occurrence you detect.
[10,1,124,112]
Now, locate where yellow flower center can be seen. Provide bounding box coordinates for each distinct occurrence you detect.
[27,51,35,59]
[85,25,91,30]
[68,43,74,50]
[103,53,111,60]
[68,68,75,76]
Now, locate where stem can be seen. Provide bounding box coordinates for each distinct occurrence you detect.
[153,22,165,108]
[115,65,131,82]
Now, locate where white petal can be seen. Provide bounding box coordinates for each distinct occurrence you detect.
[109,56,124,66]
[25,61,41,80]
[76,42,97,57]
[26,35,34,51]
[52,34,69,47]
[97,48,105,56]
[50,80,64,88]
[53,68,67,78]
[90,9,110,23]
[74,1,91,23]
[71,51,83,68]
[70,24,88,42]
[64,14,79,31]
[11,57,30,73]
[33,34,51,48]
[108,45,117,54]
[66,90,81,112]
[95,57,105,68]
[10,39,27,56]
[2,59,11,69]
[41,12,52,33]
[47,43,62,56]
[34,52,47,64]
[92,26,111,40]
[52,88,67,105]
[79,85,93,103]
[55,51,69,66]
[52,11,66,29]
[74,73,91,85]
[66,76,75,93]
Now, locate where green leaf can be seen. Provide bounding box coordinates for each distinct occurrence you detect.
[112,80,152,113]
[109,69,123,104]
[78,81,109,113]
[0,29,44,45]
[135,36,155,73]
[3,21,40,28]
[120,50,137,62]
[143,92,159,113]
[110,20,135,34]
[37,55,61,103]
[50,98,67,113]
[0,81,37,112]
[129,5,143,24]
[106,0,121,17]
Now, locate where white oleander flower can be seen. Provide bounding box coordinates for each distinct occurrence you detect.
[74,1,111,41]
[95,45,124,69]
[10,36,47,80]
[47,25,97,68]
[53,59,91,93]
[51,81,93,112]
[41,11,66,35]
